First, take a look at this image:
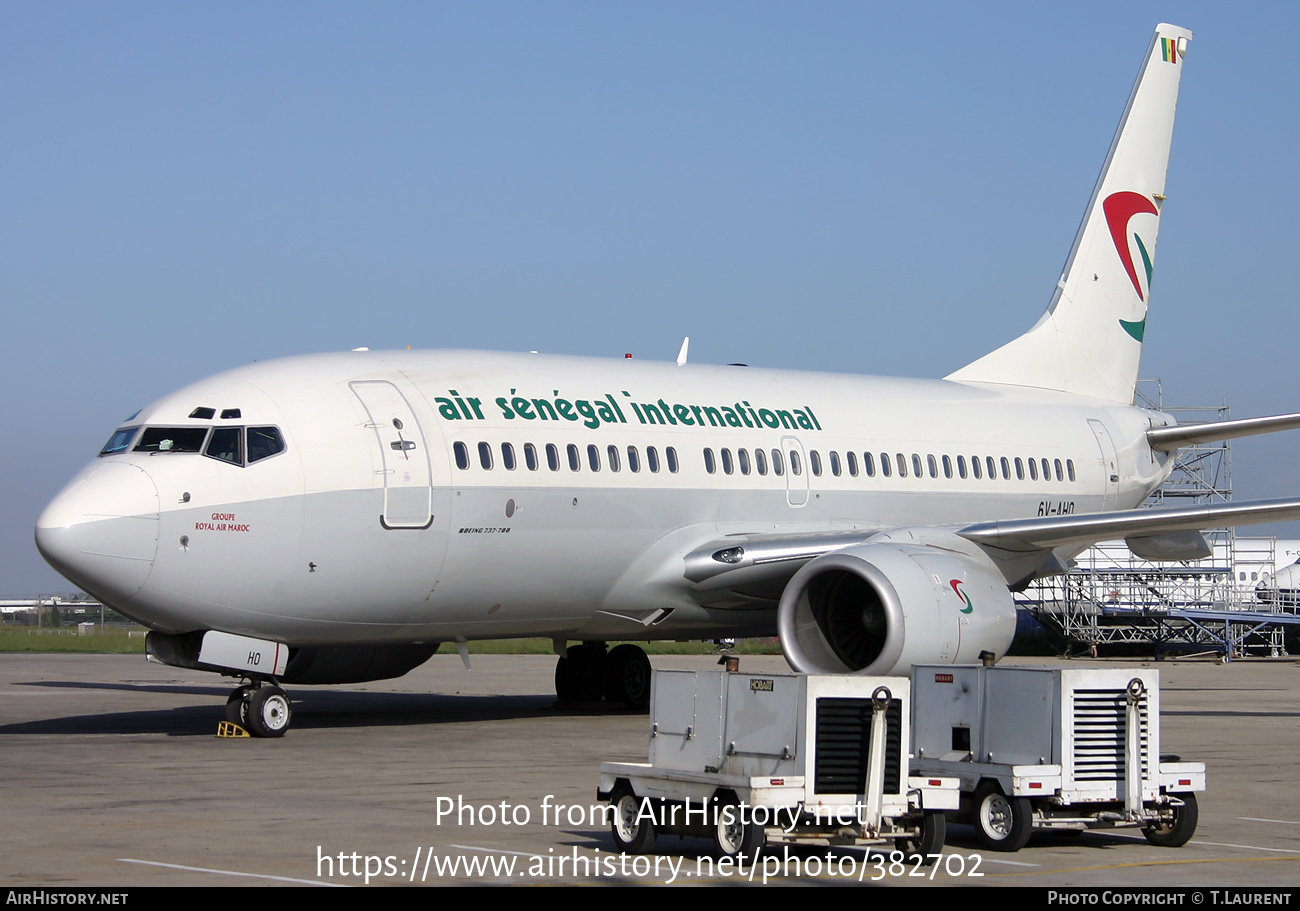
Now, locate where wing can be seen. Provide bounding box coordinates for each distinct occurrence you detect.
[685,497,1300,599]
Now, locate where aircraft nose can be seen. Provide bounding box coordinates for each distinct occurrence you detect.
[35,461,160,602]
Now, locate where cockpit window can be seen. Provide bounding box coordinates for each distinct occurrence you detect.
[134,427,209,453]
[205,427,243,465]
[99,427,139,456]
[247,426,285,463]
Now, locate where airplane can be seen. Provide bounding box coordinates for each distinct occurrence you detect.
[34,23,1300,737]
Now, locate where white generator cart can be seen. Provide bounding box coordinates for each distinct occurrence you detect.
[909,665,1205,852]
[598,669,958,862]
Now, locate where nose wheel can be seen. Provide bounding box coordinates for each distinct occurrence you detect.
[225,683,292,737]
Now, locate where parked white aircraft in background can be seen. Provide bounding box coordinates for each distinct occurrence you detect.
[35,24,1300,736]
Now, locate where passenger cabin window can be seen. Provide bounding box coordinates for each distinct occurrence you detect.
[809,450,821,477]
[525,443,539,471]
[627,446,640,472]
[880,453,891,477]
[567,444,581,471]
[587,444,601,472]
[704,448,716,474]
[1067,459,1076,482]
[770,449,784,476]
[502,442,516,470]
[755,448,767,476]
[829,451,841,477]
[666,447,679,473]
[454,442,470,469]
[971,456,981,479]
[647,447,660,473]
[607,445,620,472]
[547,443,560,471]
[721,448,734,475]
[738,448,751,475]
[788,450,801,476]
[478,441,494,470]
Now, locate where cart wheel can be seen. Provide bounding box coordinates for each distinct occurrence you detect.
[1142,792,1198,847]
[609,786,656,854]
[711,794,764,861]
[974,783,1032,852]
[896,811,946,863]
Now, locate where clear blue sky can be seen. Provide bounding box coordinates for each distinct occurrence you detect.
[5,2,1299,596]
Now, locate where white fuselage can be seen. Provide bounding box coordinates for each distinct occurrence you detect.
[36,349,1174,647]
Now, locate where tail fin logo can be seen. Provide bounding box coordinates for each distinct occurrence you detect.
[1160,36,1181,64]
[1104,191,1158,341]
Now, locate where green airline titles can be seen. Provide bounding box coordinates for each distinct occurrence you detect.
[432,389,823,433]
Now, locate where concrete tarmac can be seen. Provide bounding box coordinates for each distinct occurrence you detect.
[2,651,1299,888]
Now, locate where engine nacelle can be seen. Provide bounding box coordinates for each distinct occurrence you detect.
[777,536,1016,675]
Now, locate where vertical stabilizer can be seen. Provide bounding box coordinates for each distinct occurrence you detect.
[947,24,1192,403]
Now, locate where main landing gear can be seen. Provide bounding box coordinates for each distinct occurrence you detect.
[554,642,652,709]
[225,680,292,737]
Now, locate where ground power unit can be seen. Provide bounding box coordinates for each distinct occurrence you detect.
[598,668,957,862]
[909,665,1205,851]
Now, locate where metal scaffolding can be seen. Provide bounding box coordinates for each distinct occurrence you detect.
[1021,383,1296,659]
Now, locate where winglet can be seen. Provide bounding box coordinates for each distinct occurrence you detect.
[676,337,690,367]
[947,24,1193,404]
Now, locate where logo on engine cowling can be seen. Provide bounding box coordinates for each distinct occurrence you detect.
[949,579,974,614]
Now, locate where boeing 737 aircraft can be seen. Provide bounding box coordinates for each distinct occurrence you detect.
[35,24,1300,736]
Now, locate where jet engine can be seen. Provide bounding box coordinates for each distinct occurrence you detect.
[776,535,1016,675]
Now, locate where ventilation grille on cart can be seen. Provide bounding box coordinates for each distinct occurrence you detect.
[813,697,902,795]
[1071,687,1150,780]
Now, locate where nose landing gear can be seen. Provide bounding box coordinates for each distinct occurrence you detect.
[225,681,292,737]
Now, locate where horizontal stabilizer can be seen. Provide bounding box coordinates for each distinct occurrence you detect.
[1147,412,1300,451]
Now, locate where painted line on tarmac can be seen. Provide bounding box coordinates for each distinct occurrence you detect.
[119,857,346,886]
[1239,817,1300,826]
[451,844,547,858]
[1192,840,1300,854]
[967,855,1040,868]
[990,854,1300,877]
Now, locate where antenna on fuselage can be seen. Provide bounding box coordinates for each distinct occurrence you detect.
[676,337,690,367]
